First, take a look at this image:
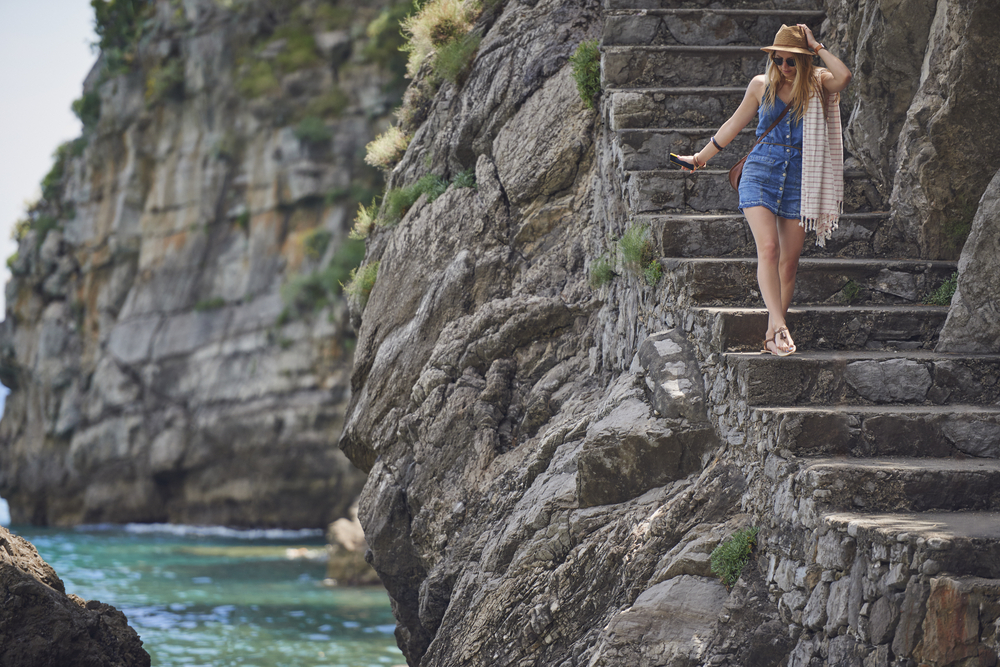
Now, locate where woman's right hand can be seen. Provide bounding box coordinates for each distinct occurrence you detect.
[676,155,700,171]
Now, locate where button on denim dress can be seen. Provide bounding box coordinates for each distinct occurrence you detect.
[738,98,803,220]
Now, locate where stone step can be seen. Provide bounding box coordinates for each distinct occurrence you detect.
[755,405,1000,459]
[697,305,947,352]
[623,168,884,215]
[798,458,1000,514]
[615,128,757,171]
[725,350,1000,406]
[609,87,745,130]
[602,9,824,47]
[604,0,823,11]
[603,45,772,89]
[661,257,956,306]
[641,211,887,257]
[824,511,1000,579]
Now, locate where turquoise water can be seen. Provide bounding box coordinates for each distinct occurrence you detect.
[10,524,404,667]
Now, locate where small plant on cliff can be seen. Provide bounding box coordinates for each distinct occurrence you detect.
[589,255,614,288]
[364,0,416,85]
[433,30,482,84]
[145,58,186,106]
[839,279,862,304]
[618,224,654,270]
[365,126,411,170]
[343,261,380,310]
[294,116,333,145]
[349,200,380,240]
[453,168,477,189]
[643,259,662,286]
[303,228,333,260]
[710,526,759,589]
[570,40,601,109]
[302,87,349,119]
[92,0,154,73]
[72,91,102,130]
[401,0,482,79]
[924,272,958,306]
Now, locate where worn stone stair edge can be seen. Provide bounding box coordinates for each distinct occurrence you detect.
[606,86,747,94]
[639,211,889,221]
[629,168,875,178]
[753,404,1000,415]
[603,8,826,16]
[664,257,957,269]
[825,511,1000,544]
[604,45,782,52]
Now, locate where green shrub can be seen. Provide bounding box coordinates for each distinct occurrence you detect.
[618,224,653,269]
[643,259,662,286]
[235,210,251,232]
[303,87,349,118]
[303,229,333,260]
[294,116,333,144]
[194,297,227,312]
[840,279,861,304]
[589,255,614,288]
[33,215,62,246]
[382,185,423,224]
[349,200,380,239]
[433,30,481,84]
[569,40,601,109]
[925,272,958,306]
[145,58,185,105]
[416,173,449,202]
[41,142,74,204]
[401,0,481,78]
[72,91,102,129]
[273,25,321,71]
[280,239,367,318]
[92,0,151,54]
[363,1,415,84]
[365,126,411,170]
[710,527,759,589]
[238,59,280,97]
[344,261,379,309]
[6,253,19,271]
[453,168,476,189]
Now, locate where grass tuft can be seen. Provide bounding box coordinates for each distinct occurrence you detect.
[433,30,481,84]
[303,229,333,260]
[710,527,759,589]
[349,200,380,240]
[365,126,411,170]
[401,0,481,78]
[643,259,662,286]
[453,168,476,189]
[343,261,380,310]
[618,224,654,269]
[589,255,614,288]
[294,116,333,145]
[924,272,958,306]
[570,40,601,108]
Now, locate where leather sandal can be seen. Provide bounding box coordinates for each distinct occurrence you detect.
[773,326,796,357]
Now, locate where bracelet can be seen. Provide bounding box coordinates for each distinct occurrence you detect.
[814,43,825,56]
[711,136,723,151]
[693,155,705,169]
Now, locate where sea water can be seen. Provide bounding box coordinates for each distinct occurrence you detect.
[10,523,404,667]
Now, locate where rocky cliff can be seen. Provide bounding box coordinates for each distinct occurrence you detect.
[0,525,149,666]
[0,0,412,527]
[338,0,1000,665]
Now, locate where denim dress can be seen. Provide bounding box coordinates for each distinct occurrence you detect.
[738,98,804,220]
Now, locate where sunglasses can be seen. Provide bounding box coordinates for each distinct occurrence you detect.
[772,56,796,68]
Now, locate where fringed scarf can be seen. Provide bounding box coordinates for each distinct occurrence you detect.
[800,85,843,246]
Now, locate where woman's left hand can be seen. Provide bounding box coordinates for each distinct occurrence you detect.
[798,24,820,52]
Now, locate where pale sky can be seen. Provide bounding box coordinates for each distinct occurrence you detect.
[0,1,97,315]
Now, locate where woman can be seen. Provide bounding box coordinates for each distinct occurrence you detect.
[677,24,852,356]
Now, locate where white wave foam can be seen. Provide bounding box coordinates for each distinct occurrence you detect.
[76,523,324,540]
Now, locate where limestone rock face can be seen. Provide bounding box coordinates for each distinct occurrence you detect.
[0,0,407,527]
[936,166,1000,352]
[0,526,149,666]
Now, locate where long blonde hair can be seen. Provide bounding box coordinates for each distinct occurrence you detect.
[762,55,824,122]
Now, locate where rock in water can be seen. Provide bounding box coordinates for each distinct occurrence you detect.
[0,527,150,666]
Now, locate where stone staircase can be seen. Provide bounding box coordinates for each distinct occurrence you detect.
[602,0,1000,660]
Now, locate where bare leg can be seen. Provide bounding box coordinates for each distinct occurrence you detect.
[745,207,804,353]
[776,216,807,316]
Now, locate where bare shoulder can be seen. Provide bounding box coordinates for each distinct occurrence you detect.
[747,75,766,101]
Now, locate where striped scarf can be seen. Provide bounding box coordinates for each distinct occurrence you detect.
[800,85,843,246]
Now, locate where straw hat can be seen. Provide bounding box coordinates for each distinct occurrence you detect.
[760,24,814,56]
